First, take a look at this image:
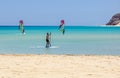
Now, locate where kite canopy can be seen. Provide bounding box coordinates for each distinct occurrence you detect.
[19,20,23,24]
[61,20,64,24]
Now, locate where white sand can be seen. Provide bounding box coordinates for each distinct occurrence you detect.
[0,54,120,78]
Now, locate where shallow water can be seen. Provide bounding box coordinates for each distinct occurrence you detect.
[0,26,120,55]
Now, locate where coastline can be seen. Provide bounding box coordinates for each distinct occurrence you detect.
[0,54,120,78]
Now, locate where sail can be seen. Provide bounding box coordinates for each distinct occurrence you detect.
[59,19,64,29]
[59,19,65,35]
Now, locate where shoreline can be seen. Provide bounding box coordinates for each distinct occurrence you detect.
[0,54,120,78]
[0,54,120,56]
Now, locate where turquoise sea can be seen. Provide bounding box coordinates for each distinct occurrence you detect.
[0,26,120,55]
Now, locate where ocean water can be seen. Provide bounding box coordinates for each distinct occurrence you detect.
[0,26,120,55]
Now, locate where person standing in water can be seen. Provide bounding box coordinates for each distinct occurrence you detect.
[59,19,65,35]
[46,32,51,48]
[19,20,25,34]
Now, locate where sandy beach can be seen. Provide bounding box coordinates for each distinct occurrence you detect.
[0,54,120,78]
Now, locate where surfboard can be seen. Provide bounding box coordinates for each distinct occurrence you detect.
[22,32,26,35]
[24,32,26,34]
[30,45,59,49]
[48,46,58,48]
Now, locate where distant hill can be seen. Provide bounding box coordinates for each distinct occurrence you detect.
[106,13,120,26]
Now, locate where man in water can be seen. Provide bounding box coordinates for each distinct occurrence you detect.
[46,33,51,48]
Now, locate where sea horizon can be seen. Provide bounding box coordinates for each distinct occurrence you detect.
[0,25,90,26]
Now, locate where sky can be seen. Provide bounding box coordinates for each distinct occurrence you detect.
[0,0,119,26]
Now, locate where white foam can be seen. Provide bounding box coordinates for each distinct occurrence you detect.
[50,46,59,48]
[23,33,26,35]
[30,45,59,49]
